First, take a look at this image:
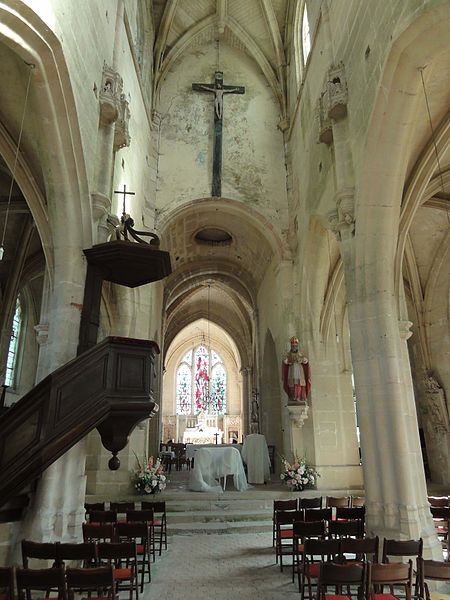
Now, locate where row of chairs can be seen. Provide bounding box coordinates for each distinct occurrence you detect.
[291,536,423,597]
[306,558,450,600]
[84,505,167,556]
[0,565,120,600]
[22,537,149,595]
[273,502,366,550]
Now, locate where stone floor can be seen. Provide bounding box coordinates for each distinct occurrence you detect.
[144,531,299,600]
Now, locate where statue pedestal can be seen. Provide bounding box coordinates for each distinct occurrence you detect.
[286,403,309,428]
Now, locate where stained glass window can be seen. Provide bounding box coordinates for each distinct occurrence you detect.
[194,345,209,413]
[175,345,227,415]
[176,363,191,414]
[5,297,22,387]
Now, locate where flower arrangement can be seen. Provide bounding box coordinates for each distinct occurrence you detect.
[280,456,319,491]
[132,455,167,494]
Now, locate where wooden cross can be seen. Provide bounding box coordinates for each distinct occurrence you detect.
[192,71,245,198]
[114,184,135,214]
[214,432,220,445]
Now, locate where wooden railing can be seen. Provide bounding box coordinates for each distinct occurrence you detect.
[0,336,159,507]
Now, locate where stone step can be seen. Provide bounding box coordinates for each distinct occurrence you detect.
[167,509,272,524]
[168,520,273,535]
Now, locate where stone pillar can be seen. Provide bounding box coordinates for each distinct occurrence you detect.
[328,195,441,558]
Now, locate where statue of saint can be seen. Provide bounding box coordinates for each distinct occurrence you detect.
[282,336,311,403]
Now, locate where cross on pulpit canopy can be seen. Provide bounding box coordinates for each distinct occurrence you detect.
[114,184,135,215]
[192,71,245,198]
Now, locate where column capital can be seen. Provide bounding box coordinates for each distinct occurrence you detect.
[286,403,309,428]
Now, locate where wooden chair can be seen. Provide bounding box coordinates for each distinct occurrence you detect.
[16,567,67,600]
[304,508,332,523]
[428,496,449,507]
[116,522,153,592]
[82,523,116,543]
[110,502,135,518]
[84,502,105,518]
[97,542,138,600]
[55,542,97,568]
[367,561,413,600]
[351,496,365,507]
[292,520,326,584]
[430,506,450,546]
[272,499,298,547]
[317,561,366,600]
[326,496,351,508]
[419,559,450,600]
[275,509,303,572]
[382,538,422,597]
[328,519,361,539]
[339,536,379,565]
[0,567,15,600]
[299,538,341,599]
[141,501,167,554]
[126,510,156,562]
[21,540,58,568]
[88,510,118,524]
[299,497,323,509]
[336,507,365,537]
[66,566,116,600]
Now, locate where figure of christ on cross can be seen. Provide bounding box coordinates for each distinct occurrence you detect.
[192,71,245,198]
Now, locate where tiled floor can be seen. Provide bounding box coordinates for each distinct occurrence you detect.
[145,531,299,600]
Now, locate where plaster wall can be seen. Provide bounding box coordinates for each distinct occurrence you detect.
[156,44,288,230]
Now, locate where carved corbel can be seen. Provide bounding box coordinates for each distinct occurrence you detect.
[398,320,413,341]
[34,323,49,346]
[114,93,131,150]
[326,190,355,241]
[287,403,309,428]
[324,62,348,121]
[316,94,333,145]
[99,63,123,126]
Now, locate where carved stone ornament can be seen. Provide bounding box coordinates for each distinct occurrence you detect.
[324,62,348,121]
[398,320,413,341]
[34,323,49,346]
[99,63,124,126]
[424,374,449,434]
[326,189,355,241]
[114,93,131,151]
[316,95,333,145]
[287,403,309,428]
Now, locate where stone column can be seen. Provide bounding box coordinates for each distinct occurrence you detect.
[328,195,441,558]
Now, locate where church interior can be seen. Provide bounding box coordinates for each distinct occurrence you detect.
[0,0,449,594]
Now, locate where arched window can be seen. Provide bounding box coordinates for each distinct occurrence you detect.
[176,345,227,416]
[301,3,311,65]
[5,296,22,387]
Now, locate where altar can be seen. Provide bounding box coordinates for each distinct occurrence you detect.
[188,446,249,492]
[182,410,223,445]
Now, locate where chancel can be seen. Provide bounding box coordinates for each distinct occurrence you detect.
[0,0,449,591]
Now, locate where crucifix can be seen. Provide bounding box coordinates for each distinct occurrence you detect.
[114,184,135,215]
[192,71,245,198]
[214,431,220,445]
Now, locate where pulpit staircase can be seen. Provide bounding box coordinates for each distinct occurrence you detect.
[0,336,159,523]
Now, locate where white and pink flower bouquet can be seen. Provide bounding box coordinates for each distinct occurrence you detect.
[133,455,167,494]
[280,456,319,491]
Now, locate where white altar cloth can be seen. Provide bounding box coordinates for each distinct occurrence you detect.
[241,434,271,484]
[186,443,242,460]
[188,447,250,493]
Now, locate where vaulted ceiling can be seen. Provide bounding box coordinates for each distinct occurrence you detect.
[152,0,292,117]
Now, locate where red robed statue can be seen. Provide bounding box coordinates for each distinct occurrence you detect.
[282,336,311,403]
